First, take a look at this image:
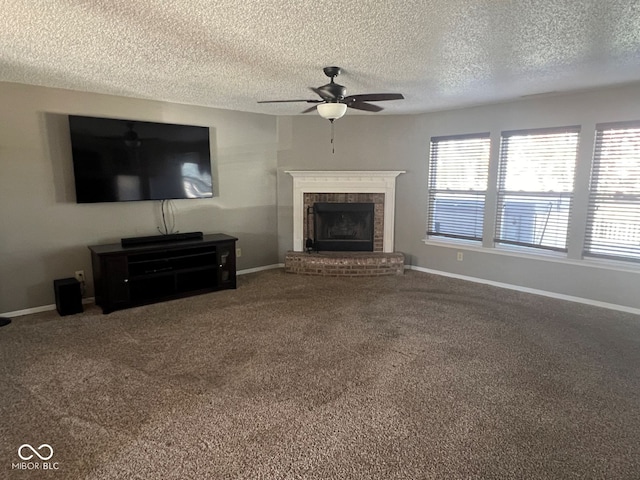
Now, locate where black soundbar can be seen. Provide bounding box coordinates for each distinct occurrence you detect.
[121,231,204,247]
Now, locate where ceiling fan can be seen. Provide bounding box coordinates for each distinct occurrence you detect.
[258,66,404,121]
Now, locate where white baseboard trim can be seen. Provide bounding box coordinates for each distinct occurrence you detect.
[2,304,55,318]
[237,263,284,275]
[2,297,95,319]
[407,265,640,316]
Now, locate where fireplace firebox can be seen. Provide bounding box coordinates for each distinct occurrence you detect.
[311,202,375,251]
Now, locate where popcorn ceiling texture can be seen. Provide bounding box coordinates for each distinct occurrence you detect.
[1,0,640,115]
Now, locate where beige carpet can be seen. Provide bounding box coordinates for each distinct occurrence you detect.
[1,269,639,479]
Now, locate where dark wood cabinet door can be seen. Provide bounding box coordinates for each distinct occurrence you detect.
[217,241,237,288]
[104,255,130,306]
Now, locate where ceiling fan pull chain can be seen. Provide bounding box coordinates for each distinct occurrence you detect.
[330,119,335,154]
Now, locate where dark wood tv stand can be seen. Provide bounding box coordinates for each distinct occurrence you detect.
[89,233,237,313]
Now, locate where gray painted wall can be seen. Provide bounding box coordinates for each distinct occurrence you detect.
[2,81,639,313]
[277,84,640,310]
[0,83,279,313]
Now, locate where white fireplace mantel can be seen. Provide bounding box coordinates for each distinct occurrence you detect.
[286,170,405,253]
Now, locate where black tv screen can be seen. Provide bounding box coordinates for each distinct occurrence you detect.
[69,115,213,203]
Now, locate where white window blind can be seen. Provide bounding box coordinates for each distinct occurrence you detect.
[584,122,640,263]
[495,127,580,252]
[427,133,490,241]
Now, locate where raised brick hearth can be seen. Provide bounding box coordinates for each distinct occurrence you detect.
[285,251,404,277]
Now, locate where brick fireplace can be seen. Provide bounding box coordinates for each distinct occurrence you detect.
[305,194,383,252]
[285,171,405,276]
[286,171,405,253]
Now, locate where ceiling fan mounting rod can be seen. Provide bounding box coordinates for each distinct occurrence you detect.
[320,66,346,101]
[323,66,341,79]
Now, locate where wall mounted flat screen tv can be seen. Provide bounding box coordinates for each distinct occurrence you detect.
[69,115,213,203]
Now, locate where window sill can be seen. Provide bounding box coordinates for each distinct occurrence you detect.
[421,238,640,273]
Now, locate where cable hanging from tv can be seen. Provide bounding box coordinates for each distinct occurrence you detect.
[158,199,178,235]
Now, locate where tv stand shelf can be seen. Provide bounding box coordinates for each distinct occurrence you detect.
[89,233,237,313]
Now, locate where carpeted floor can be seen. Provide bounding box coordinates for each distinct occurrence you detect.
[1,269,639,479]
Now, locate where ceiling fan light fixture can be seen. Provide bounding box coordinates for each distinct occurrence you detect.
[317,102,347,120]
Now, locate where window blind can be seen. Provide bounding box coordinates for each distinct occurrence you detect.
[495,127,580,252]
[427,133,490,241]
[584,122,640,262]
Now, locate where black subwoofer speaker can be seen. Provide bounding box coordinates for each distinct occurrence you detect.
[54,278,83,316]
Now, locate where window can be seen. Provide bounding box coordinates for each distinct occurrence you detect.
[584,122,640,263]
[495,127,580,253]
[427,133,490,242]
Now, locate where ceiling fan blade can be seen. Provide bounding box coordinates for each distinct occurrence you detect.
[344,93,405,103]
[311,87,336,101]
[258,68,403,113]
[258,99,321,104]
[346,101,384,113]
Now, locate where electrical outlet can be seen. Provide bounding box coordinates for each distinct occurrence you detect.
[457,252,464,261]
[75,270,85,283]
[236,248,242,257]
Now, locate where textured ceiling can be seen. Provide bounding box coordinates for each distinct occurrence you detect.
[2,0,640,116]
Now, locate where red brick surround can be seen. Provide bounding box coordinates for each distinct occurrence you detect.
[304,193,385,252]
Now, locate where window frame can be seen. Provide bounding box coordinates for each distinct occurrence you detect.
[583,120,640,264]
[494,126,581,254]
[426,132,491,243]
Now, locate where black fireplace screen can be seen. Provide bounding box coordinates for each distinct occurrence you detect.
[312,202,375,251]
